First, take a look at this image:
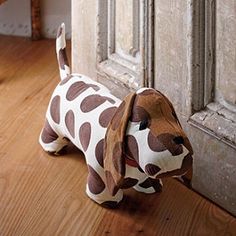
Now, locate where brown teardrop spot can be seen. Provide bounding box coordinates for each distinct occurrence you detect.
[50,95,60,124]
[87,165,105,194]
[41,120,58,143]
[79,122,91,152]
[65,110,75,138]
[99,106,117,128]
[95,139,104,167]
[80,95,107,113]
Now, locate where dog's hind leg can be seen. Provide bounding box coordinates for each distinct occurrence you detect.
[39,119,69,155]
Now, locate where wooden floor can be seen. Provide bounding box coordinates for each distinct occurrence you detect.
[0,36,236,236]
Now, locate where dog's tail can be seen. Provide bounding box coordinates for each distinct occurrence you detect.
[56,23,70,80]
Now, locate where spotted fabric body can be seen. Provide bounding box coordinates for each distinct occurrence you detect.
[39,23,193,208]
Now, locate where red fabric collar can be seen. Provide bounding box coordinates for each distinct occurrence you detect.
[125,157,139,168]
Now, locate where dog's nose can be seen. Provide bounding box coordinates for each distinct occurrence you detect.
[173,136,184,145]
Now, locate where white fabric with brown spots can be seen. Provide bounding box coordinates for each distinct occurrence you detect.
[39,23,193,208]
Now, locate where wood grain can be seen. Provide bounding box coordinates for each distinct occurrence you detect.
[0,36,236,236]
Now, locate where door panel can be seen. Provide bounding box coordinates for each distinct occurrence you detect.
[96,0,154,97]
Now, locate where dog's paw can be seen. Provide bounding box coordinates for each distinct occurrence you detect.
[47,145,68,156]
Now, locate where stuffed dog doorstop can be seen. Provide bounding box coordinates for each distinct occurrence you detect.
[39,23,193,208]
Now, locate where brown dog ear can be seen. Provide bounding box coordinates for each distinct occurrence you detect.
[104,92,136,196]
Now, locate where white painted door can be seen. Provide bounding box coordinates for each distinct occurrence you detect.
[72,0,236,216]
[154,0,236,216]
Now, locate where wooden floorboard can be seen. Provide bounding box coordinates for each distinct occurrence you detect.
[0,35,236,236]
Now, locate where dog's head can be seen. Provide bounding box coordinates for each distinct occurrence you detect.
[104,88,193,196]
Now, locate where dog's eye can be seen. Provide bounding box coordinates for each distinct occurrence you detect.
[139,119,149,130]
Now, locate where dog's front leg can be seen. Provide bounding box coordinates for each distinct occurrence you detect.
[85,164,123,208]
[175,167,193,189]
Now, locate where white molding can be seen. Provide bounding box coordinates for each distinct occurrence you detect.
[204,0,215,106]
[191,0,206,112]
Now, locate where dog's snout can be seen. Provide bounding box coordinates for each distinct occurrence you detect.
[173,136,184,145]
